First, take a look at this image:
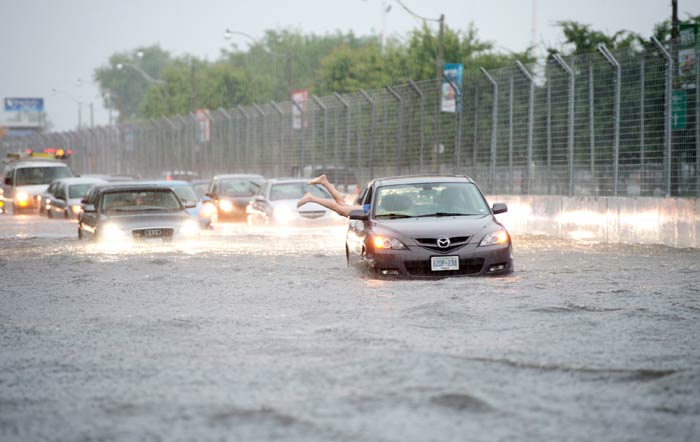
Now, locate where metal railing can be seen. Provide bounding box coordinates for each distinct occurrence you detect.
[3,39,699,197]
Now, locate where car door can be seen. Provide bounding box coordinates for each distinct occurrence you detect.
[53,182,68,216]
[248,182,269,222]
[346,183,372,263]
[79,189,99,239]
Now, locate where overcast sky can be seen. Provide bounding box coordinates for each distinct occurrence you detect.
[0,0,694,131]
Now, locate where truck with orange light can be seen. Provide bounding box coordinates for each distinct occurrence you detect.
[2,150,74,214]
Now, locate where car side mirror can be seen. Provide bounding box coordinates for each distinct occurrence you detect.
[206,192,217,199]
[4,177,12,186]
[492,203,508,215]
[349,209,369,221]
[184,201,197,209]
[254,195,265,202]
[82,204,96,213]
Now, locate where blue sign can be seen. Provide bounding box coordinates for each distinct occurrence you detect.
[441,63,463,113]
[4,97,44,112]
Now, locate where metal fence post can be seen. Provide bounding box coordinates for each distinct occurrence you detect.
[270,101,284,177]
[480,67,498,192]
[385,86,403,174]
[652,36,673,197]
[237,105,250,171]
[334,92,351,169]
[359,90,376,180]
[696,48,699,197]
[408,80,425,172]
[640,56,645,194]
[312,96,328,169]
[508,74,514,191]
[253,103,266,173]
[291,99,305,175]
[472,85,479,169]
[598,44,621,196]
[553,54,575,196]
[589,63,596,179]
[546,72,552,194]
[515,61,534,194]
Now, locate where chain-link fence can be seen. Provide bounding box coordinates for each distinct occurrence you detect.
[3,40,699,197]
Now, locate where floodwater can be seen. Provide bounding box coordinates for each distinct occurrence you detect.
[1,215,699,441]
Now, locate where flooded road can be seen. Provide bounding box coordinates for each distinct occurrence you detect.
[1,215,699,441]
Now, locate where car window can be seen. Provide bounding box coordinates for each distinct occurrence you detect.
[192,183,209,199]
[171,186,198,204]
[219,179,259,197]
[374,182,489,218]
[55,184,66,199]
[15,166,71,185]
[101,189,182,213]
[69,184,93,199]
[269,183,330,201]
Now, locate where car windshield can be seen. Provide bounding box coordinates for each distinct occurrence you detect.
[269,183,330,201]
[172,186,199,205]
[69,184,93,199]
[15,166,71,185]
[373,182,490,219]
[220,179,259,197]
[192,183,209,199]
[101,189,182,213]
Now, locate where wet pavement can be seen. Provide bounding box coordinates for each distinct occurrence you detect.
[1,214,699,441]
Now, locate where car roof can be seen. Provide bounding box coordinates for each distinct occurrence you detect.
[371,175,475,187]
[11,160,71,168]
[136,180,192,187]
[213,174,265,180]
[90,183,178,194]
[53,177,107,185]
[266,178,310,184]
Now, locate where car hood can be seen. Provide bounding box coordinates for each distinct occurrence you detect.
[373,215,497,239]
[14,184,49,196]
[271,199,327,213]
[101,212,192,230]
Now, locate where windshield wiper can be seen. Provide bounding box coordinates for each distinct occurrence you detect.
[415,212,479,218]
[375,213,412,219]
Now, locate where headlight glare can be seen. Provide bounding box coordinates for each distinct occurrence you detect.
[479,230,510,247]
[16,191,29,202]
[71,205,81,214]
[273,206,294,224]
[101,223,127,242]
[372,235,406,250]
[180,219,199,236]
[219,200,233,212]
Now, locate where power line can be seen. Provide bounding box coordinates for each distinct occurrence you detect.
[394,0,440,23]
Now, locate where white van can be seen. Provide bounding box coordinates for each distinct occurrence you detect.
[3,159,73,214]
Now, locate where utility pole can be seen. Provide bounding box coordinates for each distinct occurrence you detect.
[671,0,679,41]
[434,13,445,172]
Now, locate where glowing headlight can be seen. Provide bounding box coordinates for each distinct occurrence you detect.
[219,200,234,212]
[372,235,406,250]
[180,219,199,236]
[16,191,29,202]
[479,230,510,247]
[273,206,294,224]
[101,223,127,242]
[71,205,81,214]
[200,201,217,218]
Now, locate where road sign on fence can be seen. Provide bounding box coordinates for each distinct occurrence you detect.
[4,97,44,112]
[672,90,687,130]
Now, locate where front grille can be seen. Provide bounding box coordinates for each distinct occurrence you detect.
[404,258,484,277]
[415,236,470,253]
[132,228,174,240]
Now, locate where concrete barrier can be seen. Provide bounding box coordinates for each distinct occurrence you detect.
[489,195,699,248]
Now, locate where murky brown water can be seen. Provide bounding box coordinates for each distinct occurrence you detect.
[1,215,699,441]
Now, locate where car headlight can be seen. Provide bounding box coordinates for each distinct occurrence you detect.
[16,191,29,202]
[273,206,294,224]
[179,219,199,236]
[479,230,510,247]
[200,201,217,218]
[372,235,406,250]
[219,200,233,212]
[71,205,81,214]
[101,223,127,242]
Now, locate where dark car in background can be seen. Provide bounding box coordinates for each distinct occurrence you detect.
[346,175,513,278]
[78,183,200,243]
[206,174,264,221]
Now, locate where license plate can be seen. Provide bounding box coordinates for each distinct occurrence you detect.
[431,256,459,271]
[144,229,162,237]
[144,237,163,244]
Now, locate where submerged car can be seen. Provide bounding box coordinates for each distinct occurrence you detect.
[47,177,107,219]
[206,174,264,221]
[346,175,513,277]
[78,183,200,243]
[246,178,344,225]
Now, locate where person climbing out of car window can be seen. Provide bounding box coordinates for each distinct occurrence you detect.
[296,175,366,217]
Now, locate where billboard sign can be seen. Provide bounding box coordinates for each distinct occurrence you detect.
[292,89,308,129]
[4,97,44,113]
[441,63,463,113]
[679,23,699,88]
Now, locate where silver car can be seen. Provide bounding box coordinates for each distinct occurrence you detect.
[246,178,344,225]
[47,177,107,219]
[346,175,513,277]
[78,184,200,243]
